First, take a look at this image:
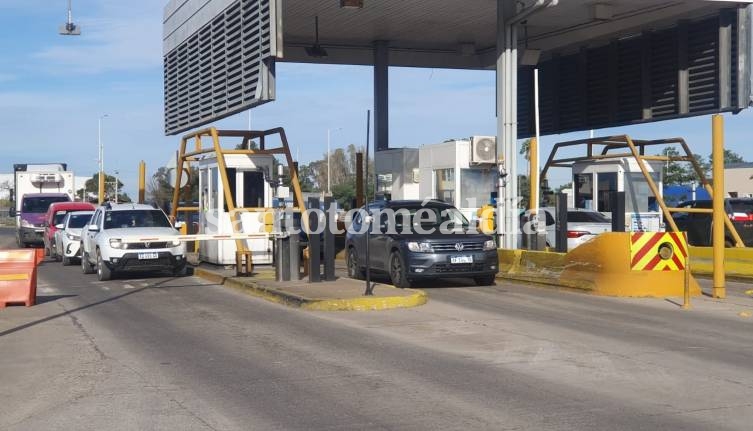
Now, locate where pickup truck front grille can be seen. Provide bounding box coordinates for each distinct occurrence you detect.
[431,242,484,252]
[125,242,169,250]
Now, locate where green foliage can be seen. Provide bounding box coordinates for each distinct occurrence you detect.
[75,172,124,203]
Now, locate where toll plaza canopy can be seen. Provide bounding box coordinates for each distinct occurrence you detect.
[163,0,753,248]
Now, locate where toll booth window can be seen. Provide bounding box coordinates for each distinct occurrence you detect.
[460,169,495,207]
[224,168,237,212]
[242,171,264,208]
[210,167,219,212]
[597,173,617,212]
[625,172,661,213]
[377,173,393,194]
[574,174,593,209]
[435,168,455,206]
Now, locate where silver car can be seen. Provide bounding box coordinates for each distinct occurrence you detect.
[54,210,94,265]
[522,207,612,250]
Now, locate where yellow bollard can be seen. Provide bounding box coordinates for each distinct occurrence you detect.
[712,115,726,299]
[138,161,146,204]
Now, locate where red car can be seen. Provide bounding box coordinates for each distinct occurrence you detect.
[44,201,96,258]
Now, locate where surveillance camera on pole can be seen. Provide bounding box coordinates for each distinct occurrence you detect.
[59,0,81,36]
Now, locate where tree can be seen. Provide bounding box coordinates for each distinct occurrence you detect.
[660,147,694,186]
[708,149,746,166]
[76,172,123,203]
[147,167,174,211]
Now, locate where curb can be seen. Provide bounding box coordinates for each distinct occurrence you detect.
[194,267,428,311]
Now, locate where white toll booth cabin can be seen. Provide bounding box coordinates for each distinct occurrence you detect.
[374,148,420,201]
[198,154,275,265]
[572,158,665,232]
[419,137,498,221]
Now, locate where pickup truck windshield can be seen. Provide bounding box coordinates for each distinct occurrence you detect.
[21,196,70,213]
[103,210,172,229]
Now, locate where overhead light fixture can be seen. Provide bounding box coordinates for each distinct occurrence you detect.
[305,16,328,58]
[59,0,81,36]
[520,49,541,66]
[340,0,364,8]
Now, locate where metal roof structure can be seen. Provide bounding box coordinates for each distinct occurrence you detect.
[280,0,749,68]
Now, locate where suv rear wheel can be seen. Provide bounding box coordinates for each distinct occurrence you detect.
[389,251,411,288]
[347,247,365,280]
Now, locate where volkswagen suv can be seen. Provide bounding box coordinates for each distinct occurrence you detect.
[345,200,499,287]
[81,203,186,281]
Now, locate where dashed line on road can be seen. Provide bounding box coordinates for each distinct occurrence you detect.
[38,286,59,294]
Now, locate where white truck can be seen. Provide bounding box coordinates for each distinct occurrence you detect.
[9,163,75,247]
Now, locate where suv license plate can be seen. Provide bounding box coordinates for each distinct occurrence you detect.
[138,252,159,260]
[450,255,473,264]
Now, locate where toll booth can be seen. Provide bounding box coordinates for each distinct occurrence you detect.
[198,153,276,265]
[418,137,498,221]
[572,158,664,232]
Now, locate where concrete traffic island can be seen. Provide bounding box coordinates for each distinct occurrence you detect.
[193,265,427,311]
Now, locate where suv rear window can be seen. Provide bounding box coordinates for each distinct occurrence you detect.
[104,210,172,229]
[729,199,753,214]
[567,211,610,223]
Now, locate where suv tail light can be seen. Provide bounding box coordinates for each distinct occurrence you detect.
[567,230,590,238]
[729,212,752,222]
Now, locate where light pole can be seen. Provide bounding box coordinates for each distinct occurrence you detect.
[114,170,119,204]
[327,127,342,195]
[97,114,109,204]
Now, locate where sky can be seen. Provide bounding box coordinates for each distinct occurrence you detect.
[2,0,753,198]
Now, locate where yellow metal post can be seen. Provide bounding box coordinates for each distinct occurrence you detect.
[98,171,105,205]
[712,115,726,298]
[138,161,146,204]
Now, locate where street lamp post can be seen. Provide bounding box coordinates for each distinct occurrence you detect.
[97,114,109,205]
[114,170,119,204]
[327,127,342,195]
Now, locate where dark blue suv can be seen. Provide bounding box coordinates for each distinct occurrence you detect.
[345,200,499,287]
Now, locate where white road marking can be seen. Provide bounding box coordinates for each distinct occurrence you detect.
[38,286,59,294]
[123,284,137,290]
[101,285,111,291]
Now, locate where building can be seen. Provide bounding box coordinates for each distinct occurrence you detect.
[725,163,753,197]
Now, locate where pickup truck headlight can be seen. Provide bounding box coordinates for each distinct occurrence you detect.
[170,239,181,247]
[20,219,33,228]
[66,232,80,241]
[109,238,124,249]
[407,242,434,253]
[483,240,496,251]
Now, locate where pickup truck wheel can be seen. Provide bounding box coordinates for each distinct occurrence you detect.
[81,250,95,274]
[389,251,411,288]
[96,251,112,281]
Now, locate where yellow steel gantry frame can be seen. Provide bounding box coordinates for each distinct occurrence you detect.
[169,127,306,266]
[540,134,745,248]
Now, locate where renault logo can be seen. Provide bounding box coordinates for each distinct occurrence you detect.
[455,243,464,251]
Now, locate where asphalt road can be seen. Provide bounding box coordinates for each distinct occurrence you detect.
[2,226,753,430]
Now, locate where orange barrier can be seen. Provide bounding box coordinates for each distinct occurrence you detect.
[0,250,38,308]
[35,248,45,265]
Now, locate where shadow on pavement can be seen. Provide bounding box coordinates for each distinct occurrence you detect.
[35,294,77,305]
[0,278,181,338]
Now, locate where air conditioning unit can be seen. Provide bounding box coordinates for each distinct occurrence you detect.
[31,173,62,184]
[470,136,496,164]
